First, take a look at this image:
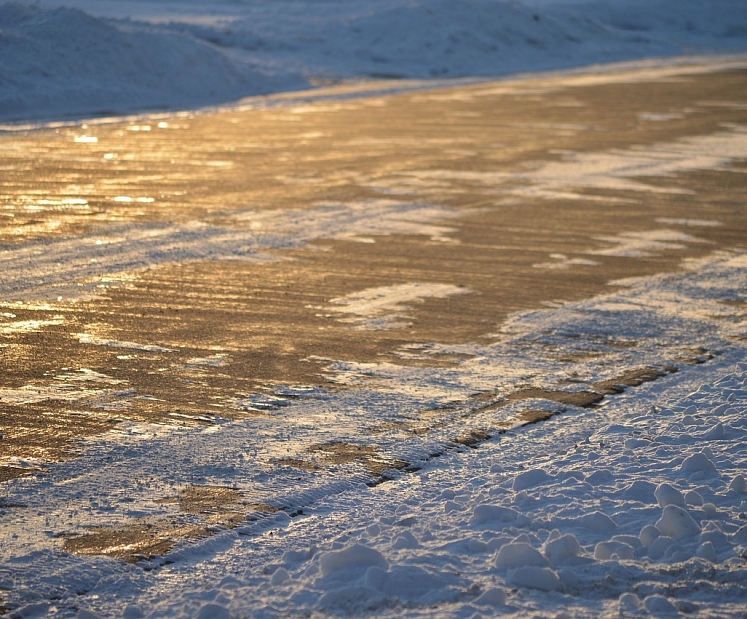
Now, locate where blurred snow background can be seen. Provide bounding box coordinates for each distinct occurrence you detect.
[2,0,747,120]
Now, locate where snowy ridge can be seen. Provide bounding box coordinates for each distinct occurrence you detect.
[2,0,747,121]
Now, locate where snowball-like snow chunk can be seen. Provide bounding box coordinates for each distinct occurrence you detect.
[495,542,549,568]
[696,541,717,562]
[512,469,551,491]
[270,568,290,586]
[619,592,641,610]
[594,541,634,561]
[319,544,388,577]
[470,504,518,524]
[586,469,614,486]
[392,531,419,549]
[648,536,674,561]
[622,480,656,502]
[611,534,642,549]
[644,595,678,614]
[685,490,704,506]
[507,566,560,591]
[656,506,700,539]
[196,604,230,619]
[639,524,660,548]
[729,475,747,493]
[702,423,724,440]
[283,547,315,565]
[680,452,717,475]
[655,483,685,507]
[543,534,581,564]
[701,528,729,549]
[580,511,617,532]
[444,500,462,513]
[557,568,579,589]
[702,503,719,519]
[673,600,700,614]
[475,587,507,607]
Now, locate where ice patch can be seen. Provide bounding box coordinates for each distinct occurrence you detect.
[0,383,111,405]
[533,253,600,270]
[655,218,722,227]
[1,318,64,334]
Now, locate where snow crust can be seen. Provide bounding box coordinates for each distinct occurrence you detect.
[3,0,747,121]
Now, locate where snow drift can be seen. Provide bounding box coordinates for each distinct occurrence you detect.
[2,0,747,121]
[0,2,302,120]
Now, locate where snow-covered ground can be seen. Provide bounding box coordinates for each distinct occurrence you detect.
[1,250,746,617]
[2,0,747,120]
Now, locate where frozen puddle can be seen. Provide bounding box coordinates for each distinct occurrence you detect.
[321,283,470,330]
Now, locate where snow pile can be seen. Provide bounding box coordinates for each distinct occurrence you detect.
[3,0,747,121]
[0,2,302,120]
[175,0,747,81]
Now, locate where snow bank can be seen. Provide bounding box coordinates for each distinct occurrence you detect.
[174,0,747,81]
[3,0,747,121]
[0,2,302,121]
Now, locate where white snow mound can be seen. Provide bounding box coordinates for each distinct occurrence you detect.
[0,2,302,120]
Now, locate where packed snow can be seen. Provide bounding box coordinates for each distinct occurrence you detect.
[2,0,747,121]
